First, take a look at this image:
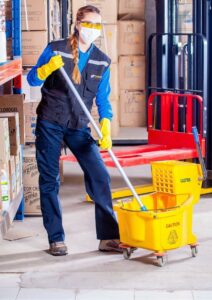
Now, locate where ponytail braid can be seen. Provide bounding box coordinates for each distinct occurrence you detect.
[70,27,81,84]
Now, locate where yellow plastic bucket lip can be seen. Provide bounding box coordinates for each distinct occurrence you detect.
[116,195,193,219]
[119,205,180,213]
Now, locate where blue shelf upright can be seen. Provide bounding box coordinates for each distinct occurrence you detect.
[12,0,21,57]
[12,0,24,220]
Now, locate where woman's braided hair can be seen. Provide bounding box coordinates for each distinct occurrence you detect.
[70,5,100,84]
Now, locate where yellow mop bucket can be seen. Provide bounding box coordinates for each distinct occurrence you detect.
[115,161,203,266]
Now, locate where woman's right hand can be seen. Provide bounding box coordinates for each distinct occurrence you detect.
[37,55,64,81]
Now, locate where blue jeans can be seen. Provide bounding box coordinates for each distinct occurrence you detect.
[35,119,120,243]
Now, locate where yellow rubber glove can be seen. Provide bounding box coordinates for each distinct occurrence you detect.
[99,118,112,150]
[37,55,64,80]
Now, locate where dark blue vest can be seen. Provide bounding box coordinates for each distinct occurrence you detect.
[36,38,111,128]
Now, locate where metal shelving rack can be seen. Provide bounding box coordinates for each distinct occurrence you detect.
[0,0,24,239]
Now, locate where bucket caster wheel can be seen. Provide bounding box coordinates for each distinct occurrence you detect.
[123,248,132,260]
[156,256,166,267]
[191,245,198,257]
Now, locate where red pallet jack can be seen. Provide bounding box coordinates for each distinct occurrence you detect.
[61,91,212,199]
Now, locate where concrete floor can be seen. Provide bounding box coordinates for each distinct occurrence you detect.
[0,156,212,299]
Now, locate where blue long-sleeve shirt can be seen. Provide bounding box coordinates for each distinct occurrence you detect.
[27,43,113,121]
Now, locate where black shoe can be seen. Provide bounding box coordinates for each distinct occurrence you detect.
[49,241,68,256]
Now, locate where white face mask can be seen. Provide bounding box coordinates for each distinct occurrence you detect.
[80,27,101,44]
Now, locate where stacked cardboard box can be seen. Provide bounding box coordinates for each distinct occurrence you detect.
[0,95,25,144]
[0,112,20,156]
[118,0,146,127]
[0,118,11,211]
[0,95,24,211]
[22,70,41,143]
[22,70,42,102]
[23,146,41,215]
[118,0,145,20]
[0,114,22,210]
[9,156,16,201]
[24,101,39,143]
[72,0,119,137]
[22,69,41,144]
[21,0,48,66]
[23,145,64,215]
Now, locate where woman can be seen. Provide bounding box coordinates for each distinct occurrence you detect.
[27,5,121,256]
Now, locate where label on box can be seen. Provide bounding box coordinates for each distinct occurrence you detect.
[120,90,146,127]
[24,185,41,215]
[22,31,48,66]
[119,55,146,90]
[24,156,39,186]
[118,21,145,56]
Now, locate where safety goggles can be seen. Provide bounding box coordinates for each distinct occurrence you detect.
[80,22,102,30]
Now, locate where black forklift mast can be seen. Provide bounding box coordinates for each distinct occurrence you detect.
[155,0,212,186]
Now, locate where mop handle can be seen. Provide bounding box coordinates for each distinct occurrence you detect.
[192,126,207,180]
[58,64,147,210]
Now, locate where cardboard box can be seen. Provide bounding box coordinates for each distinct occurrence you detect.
[110,63,119,98]
[118,20,145,55]
[22,70,42,102]
[14,151,23,196]
[72,0,117,24]
[120,90,146,126]
[21,0,47,31]
[119,55,146,90]
[0,118,10,163]
[5,0,12,20]
[22,31,48,66]
[23,146,39,186]
[0,112,20,156]
[24,101,39,142]
[118,0,145,20]
[0,162,11,211]
[0,95,25,144]
[23,144,63,214]
[95,24,118,63]
[24,185,41,215]
[9,156,16,201]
